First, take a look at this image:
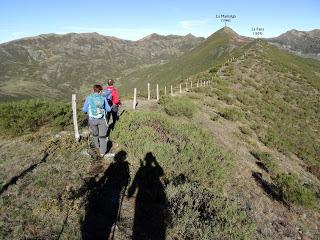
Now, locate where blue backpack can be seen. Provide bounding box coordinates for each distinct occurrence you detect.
[102,89,113,107]
[88,93,105,119]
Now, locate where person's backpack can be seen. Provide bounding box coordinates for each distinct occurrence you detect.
[88,93,105,119]
[102,89,113,107]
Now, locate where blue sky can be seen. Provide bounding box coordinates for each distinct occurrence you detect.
[0,0,319,43]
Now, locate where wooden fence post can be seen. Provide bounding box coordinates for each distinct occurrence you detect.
[133,88,137,109]
[179,84,182,94]
[185,82,188,91]
[156,84,159,101]
[72,94,80,142]
[164,86,167,96]
[190,81,192,88]
[197,80,199,88]
[147,83,150,100]
[171,85,173,96]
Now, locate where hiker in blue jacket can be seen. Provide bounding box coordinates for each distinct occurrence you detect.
[82,84,111,157]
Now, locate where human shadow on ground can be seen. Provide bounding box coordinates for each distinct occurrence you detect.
[128,152,170,240]
[79,150,130,240]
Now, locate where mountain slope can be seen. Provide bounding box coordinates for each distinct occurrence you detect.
[1,38,319,240]
[268,29,320,58]
[0,32,204,99]
[121,27,252,93]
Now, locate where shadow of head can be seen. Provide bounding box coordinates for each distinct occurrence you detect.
[144,152,157,166]
[114,150,127,163]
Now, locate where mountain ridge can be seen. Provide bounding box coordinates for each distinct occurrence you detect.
[268,28,320,57]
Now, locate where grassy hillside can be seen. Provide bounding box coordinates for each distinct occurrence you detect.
[121,27,252,94]
[0,98,254,239]
[192,40,320,175]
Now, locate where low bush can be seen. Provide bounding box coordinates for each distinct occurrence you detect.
[239,125,254,136]
[273,173,319,208]
[218,107,244,121]
[159,96,196,118]
[0,99,87,136]
[111,111,233,190]
[166,181,255,239]
[250,150,278,173]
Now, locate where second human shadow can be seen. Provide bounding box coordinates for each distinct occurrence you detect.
[128,152,170,240]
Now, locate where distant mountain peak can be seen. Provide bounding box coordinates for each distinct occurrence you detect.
[215,27,251,44]
[222,26,237,35]
[139,33,163,41]
[268,28,320,56]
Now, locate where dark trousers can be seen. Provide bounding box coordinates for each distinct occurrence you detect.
[107,106,119,126]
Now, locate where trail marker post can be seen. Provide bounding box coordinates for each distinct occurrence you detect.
[72,94,80,142]
[147,83,150,100]
[156,84,159,101]
[133,88,137,109]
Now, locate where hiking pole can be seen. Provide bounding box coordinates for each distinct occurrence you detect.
[111,184,127,240]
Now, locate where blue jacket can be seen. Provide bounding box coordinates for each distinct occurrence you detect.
[82,93,111,119]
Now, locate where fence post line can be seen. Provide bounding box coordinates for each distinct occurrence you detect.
[72,94,80,142]
[164,86,167,96]
[179,84,182,94]
[133,88,137,109]
[171,85,173,96]
[147,82,150,100]
[156,84,159,101]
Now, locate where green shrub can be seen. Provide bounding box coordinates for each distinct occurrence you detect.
[239,125,254,136]
[218,107,244,121]
[166,181,255,239]
[250,150,278,173]
[111,111,233,189]
[159,96,196,118]
[273,173,319,208]
[218,94,235,105]
[0,99,86,136]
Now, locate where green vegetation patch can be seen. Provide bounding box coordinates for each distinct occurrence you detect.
[250,150,278,173]
[111,111,254,238]
[218,107,244,121]
[159,96,196,119]
[167,181,255,239]
[273,173,319,208]
[0,99,87,136]
[111,111,233,190]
